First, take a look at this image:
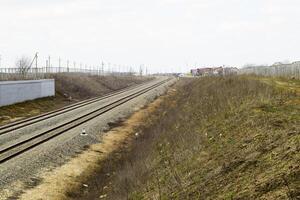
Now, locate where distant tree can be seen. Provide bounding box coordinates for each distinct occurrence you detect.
[15,56,31,77]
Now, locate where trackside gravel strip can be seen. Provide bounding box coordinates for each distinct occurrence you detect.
[0,78,171,164]
[0,79,153,135]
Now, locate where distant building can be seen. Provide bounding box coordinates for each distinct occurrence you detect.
[272,62,284,66]
[213,67,223,75]
[190,67,237,77]
[198,68,214,76]
[224,67,238,75]
[191,69,198,76]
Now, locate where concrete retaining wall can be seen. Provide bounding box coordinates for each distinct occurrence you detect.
[0,79,55,107]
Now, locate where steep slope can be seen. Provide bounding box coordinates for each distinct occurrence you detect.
[104,76,299,199]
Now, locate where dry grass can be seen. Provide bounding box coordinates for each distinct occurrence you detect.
[53,73,150,100]
[100,76,300,199]
[0,96,68,126]
[16,92,165,200]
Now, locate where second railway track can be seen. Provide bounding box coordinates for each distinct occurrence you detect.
[0,78,171,164]
[0,79,155,135]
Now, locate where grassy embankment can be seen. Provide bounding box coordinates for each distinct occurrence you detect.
[0,74,150,125]
[100,76,299,199]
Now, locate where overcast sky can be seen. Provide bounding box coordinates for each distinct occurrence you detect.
[0,0,300,73]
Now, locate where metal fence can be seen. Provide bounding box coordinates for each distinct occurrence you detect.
[238,63,300,79]
[0,67,134,81]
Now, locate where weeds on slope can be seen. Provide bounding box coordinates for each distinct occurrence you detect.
[54,74,151,99]
[106,76,299,199]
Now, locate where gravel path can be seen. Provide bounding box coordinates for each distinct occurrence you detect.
[0,76,175,199]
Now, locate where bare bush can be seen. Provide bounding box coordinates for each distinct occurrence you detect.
[15,56,31,77]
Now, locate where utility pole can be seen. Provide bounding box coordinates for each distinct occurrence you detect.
[129,66,133,75]
[101,61,104,75]
[35,53,38,69]
[48,56,51,73]
[59,57,61,73]
[67,60,70,72]
[139,65,143,76]
[108,62,111,74]
[35,52,38,77]
[73,61,76,68]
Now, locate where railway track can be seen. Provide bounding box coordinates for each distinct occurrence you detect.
[0,79,155,136]
[0,78,171,164]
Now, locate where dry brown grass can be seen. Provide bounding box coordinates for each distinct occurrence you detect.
[53,73,151,100]
[100,76,300,200]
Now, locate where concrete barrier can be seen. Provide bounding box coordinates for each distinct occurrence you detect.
[0,79,55,107]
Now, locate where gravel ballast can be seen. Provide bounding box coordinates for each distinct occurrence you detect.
[0,76,175,199]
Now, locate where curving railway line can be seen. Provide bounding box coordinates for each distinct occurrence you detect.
[0,78,171,164]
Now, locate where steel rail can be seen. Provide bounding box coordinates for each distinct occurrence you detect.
[0,79,155,135]
[0,78,170,164]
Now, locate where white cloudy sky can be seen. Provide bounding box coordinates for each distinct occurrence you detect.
[0,0,300,73]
